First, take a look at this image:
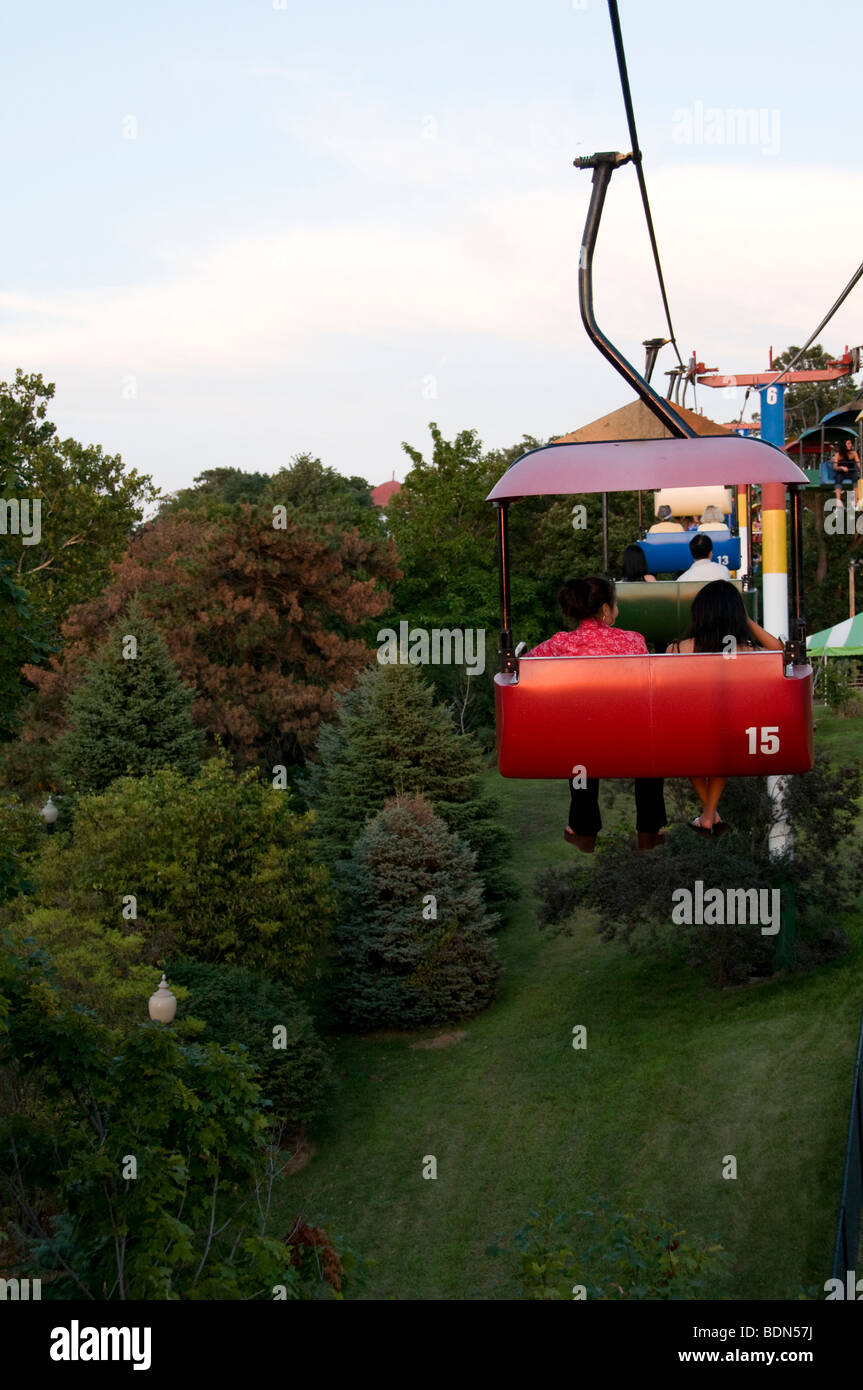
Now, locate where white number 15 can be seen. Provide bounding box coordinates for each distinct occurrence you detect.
[746,725,779,754]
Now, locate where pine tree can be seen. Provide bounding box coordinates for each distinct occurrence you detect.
[299,662,516,907]
[333,793,500,1029]
[56,599,203,792]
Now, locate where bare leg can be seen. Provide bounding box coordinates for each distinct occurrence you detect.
[689,776,727,829]
[700,777,728,827]
[690,776,709,814]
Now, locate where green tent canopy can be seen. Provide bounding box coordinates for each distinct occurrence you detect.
[807,612,863,656]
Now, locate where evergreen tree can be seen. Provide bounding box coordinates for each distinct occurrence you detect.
[167,960,334,1129]
[333,793,500,1029]
[299,662,517,908]
[56,599,203,792]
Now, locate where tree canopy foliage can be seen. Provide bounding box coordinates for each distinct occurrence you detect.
[0,552,54,739]
[383,422,643,738]
[0,935,351,1299]
[6,758,335,1006]
[13,502,399,779]
[770,343,860,436]
[0,370,157,635]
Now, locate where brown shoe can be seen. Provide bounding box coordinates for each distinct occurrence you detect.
[637,830,666,851]
[564,827,597,853]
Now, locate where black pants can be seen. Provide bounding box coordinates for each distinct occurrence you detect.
[568,777,667,836]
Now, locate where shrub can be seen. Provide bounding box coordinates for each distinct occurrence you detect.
[536,758,863,986]
[0,794,42,903]
[0,935,352,1300]
[166,960,334,1129]
[812,657,858,712]
[489,1197,729,1300]
[332,793,500,1029]
[4,906,157,1025]
[9,756,336,996]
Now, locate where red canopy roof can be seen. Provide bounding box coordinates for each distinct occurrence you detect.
[486,436,808,501]
[370,479,402,506]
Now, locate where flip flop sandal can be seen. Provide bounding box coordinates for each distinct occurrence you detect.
[688,817,714,838]
[711,819,732,839]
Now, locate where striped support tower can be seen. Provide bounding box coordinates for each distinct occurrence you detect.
[736,483,749,578]
[761,482,788,640]
[758,384,788,640]
[759,383,792,860]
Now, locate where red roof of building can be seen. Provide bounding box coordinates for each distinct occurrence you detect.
[371,479,402,506]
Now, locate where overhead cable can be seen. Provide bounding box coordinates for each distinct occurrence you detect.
[606,0,685,370]
[767,259,863,386]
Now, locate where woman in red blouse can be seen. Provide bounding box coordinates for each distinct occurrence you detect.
[528,575,666,852]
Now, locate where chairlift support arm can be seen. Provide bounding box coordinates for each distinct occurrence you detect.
[574,152,696,440]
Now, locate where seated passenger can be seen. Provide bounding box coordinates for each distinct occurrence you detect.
[648,504,684,533]
[697,504,730,532]
[527,575,666,853]
[621,544,656,582]
[833,438,861,503]
[666,580,783,836]
[677,533,733,583]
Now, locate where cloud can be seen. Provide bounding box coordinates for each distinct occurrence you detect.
[1,145,860,392]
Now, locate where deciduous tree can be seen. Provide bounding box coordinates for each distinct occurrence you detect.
[0,369,157,636]
[13,757,336,992]
[15,504,399,776]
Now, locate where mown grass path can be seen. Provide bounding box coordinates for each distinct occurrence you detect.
[274,715,863,1299]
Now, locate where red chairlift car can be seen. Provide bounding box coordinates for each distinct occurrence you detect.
[487,151,813,781]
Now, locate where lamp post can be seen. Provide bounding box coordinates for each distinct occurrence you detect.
[850,560,863,619]
[39,796,59,833]
[148,974,177,1023]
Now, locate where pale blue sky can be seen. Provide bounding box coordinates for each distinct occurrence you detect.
[1,0,861,496]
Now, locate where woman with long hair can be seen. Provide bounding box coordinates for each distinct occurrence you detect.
[621,544,656,582]
[667,580,783,836]
[833,437,861,502]
[528,574,665,852]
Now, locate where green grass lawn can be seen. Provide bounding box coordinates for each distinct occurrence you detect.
[272,715,863,1300]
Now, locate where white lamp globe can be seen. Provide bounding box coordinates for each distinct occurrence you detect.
[148,974,177,1023]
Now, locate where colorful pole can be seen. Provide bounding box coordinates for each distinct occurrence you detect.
[761,483,788,639]
[758,383,792,861]
[758,384,788,640]
[736,484,749,578]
